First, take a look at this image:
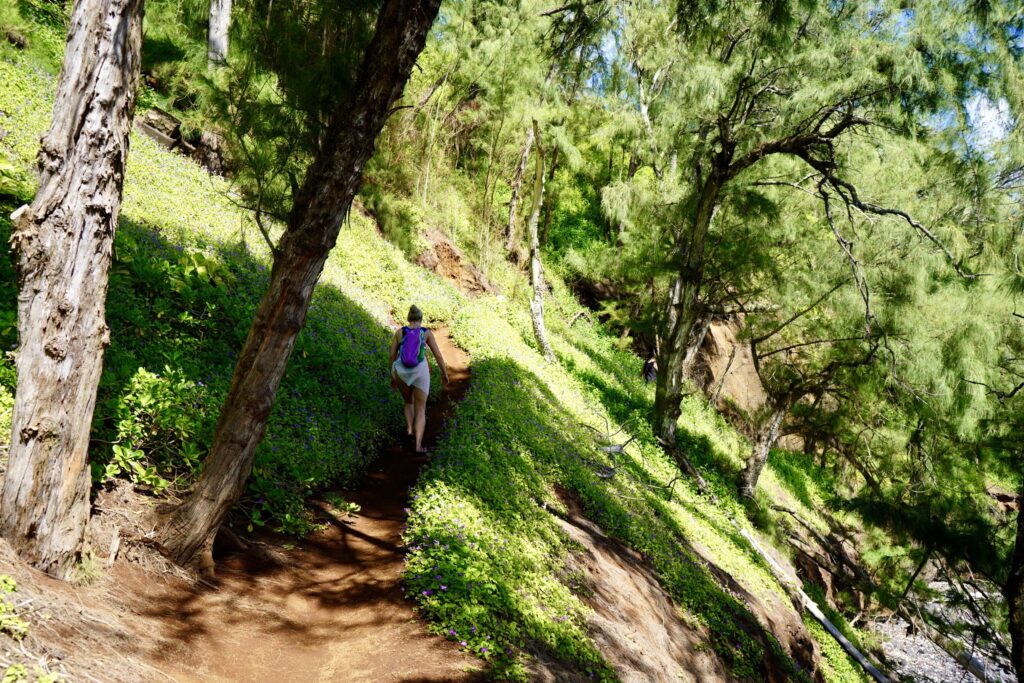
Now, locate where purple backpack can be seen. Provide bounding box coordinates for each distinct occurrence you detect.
[399,327,426,367]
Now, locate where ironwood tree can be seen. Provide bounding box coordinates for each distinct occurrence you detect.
[157,0,442,570]
[0,0,145,579]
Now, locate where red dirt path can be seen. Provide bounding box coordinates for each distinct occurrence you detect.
[133,327,479,682]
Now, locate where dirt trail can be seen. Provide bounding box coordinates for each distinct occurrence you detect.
[134,327,478,683]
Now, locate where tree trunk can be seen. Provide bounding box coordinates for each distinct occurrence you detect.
[505,123,535,253]
[526,119,555,363]
[157,0,441,570]
[1005,478,1024,682]
[0,0,144,580]
[208,0,231,67]
[681,314,712,377]
[739,403,787,497]
[540,145,558,246]
[893,547,931,616]
[652,173,721,447]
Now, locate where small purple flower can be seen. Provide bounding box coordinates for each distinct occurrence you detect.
[460,641,467,647]
[440,585,447,591]
[470,625,477,634]
[480,647,488,654]
[422,590,433,596]
[448,629,457,637]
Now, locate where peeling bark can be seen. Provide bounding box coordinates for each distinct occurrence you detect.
[158,0,442,570]
[740,402,787,497]
[208,0,232,67]
[526,119,556,363]
[504,123,535,253]
[0,0,144,579]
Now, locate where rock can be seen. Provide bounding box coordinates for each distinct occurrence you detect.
[135,107,183,150]
[191,130,231,177]
[4,29,27,49]
[416,227,495,296]
[135,119,176,149]
[693,316,768,415]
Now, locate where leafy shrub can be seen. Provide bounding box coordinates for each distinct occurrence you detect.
[97,366,210,492]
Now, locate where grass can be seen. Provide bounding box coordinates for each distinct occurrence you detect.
[403,288,831,679]
[0,8,884,682]
[0,42,462,533]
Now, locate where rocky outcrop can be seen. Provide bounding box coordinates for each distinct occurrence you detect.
[416,227,495,296]
[691,316,767,416]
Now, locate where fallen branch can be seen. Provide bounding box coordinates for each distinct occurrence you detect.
[736,525,891,682]
[569,310,593,327]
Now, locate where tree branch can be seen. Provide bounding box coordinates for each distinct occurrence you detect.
[761,335,868,360]
[751,280,847,345]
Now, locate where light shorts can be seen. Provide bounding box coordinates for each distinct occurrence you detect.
[392,358,430,394]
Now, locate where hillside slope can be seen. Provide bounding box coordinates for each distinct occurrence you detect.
[0,19,881,683]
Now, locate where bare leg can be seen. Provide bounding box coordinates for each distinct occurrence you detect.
[394,373,414,435]
[413,387,428,452]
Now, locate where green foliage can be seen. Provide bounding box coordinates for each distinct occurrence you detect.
[0,575,27,641]
[98,366,209,492]
[359,185,430,261]
[404,293,810,679]
[324,492,361,517]
[0,0,66,70]
[0,53,460,535]
[804,618,872,683]
[1,665,60,683]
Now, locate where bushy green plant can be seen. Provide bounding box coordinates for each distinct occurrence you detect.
[101,366,209,490]
[360,185,430,261]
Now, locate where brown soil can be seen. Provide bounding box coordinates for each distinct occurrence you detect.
[125,326,480,682]
[416,228,494,296]
[542,490,736,683]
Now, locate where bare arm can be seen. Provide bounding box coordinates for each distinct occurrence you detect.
[389,329,401,365]
[425,330,449,383]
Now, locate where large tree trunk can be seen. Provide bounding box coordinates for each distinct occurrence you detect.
[526,119,556,363]
[1005,478,1024,682]
[0,0,144,580]
[652,173,721,447]
[739,403,787,497]
[208,0,232,67]
[157,0,441,570]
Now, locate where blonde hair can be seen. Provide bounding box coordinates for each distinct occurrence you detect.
[407,305,423,323]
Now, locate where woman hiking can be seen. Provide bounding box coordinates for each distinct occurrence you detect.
[389,305,449,453]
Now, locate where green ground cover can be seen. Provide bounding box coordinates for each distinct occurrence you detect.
[405,286,871,680]
[0,3,876,679]
[0,40,461,532]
